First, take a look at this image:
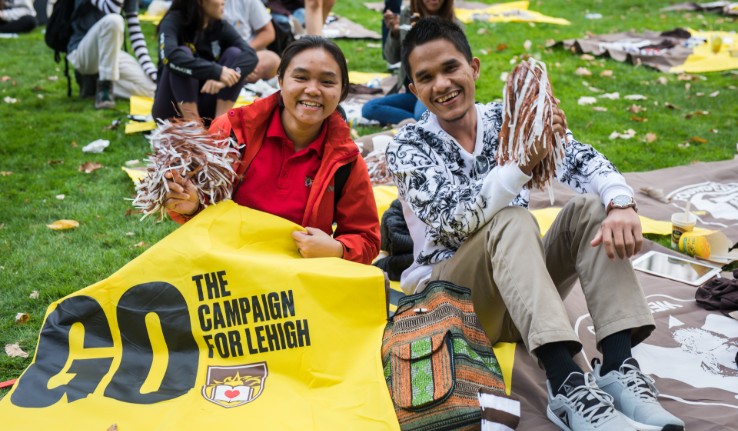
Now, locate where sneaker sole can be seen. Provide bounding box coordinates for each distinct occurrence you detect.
[546,407,573,431]
[622,415,685,431]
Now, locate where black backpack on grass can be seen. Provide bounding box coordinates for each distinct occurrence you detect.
[45,0,92,96]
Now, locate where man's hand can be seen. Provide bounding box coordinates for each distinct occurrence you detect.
[201,79,226,94]
[591,208,643,259]
[292,227,344,259]
[163,171,200,216]
[383,10,400,37]
[518,104,568,175]
[219,66,242,87]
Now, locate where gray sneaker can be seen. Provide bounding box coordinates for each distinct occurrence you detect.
[94,80,115,110]
[593,358,685,431]
[547,371,636,431]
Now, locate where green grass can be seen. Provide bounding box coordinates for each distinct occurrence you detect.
[1,0,736,392]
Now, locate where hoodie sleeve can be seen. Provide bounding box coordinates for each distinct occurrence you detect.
[158,12,223,81]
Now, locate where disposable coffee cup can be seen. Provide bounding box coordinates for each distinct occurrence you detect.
[671,212,697,249]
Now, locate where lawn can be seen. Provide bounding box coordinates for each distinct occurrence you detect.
[0,0,736,391]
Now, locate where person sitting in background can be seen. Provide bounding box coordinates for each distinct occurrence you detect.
[152,0,258,124]
[67,0,157,109]
[267,0,305,33]
[362,0,462,125]
[0,0,37,33]
[222,0,279,83]
[164,37,380,264]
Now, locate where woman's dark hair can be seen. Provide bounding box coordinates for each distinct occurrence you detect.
[410,0,455,22]
[158,0,210,38]
[401,17,471,81]
[277,36,350,102]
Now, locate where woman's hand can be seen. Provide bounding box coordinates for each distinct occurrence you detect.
[163,171,200,216]
[201,79,226,94]
[292,227,344,259]
[219,66,242,87]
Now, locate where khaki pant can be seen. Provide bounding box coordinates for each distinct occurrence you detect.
[67,14,155,99]
[430,194,654,357]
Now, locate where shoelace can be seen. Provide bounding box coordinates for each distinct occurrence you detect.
[620,363,660,401]
[567,375,617,424]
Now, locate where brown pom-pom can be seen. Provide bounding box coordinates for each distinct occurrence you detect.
[498,58,568,191]
[132,119,241,220]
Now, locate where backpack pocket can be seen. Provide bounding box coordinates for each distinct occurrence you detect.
[389,331,454,410]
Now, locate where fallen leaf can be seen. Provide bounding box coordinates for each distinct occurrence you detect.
[495,43,508,52]
[476,28,488,35]
[645,133,657,143]
[587,86,602,93]
[499,72,509,82]
[664,102,680,110]
[656,76,668,85]
[4,343,28,358]
[580,54,595,61]
[544,38,556,47]
[480,49,489,55]
[578,96,597,105]
[678,142,690,149]
[575,67,592,77]
[600,92,620,100]
[690,136,708,144]
[599,70,613,77]
[609,129,636,140]
[0,171,12,176]
[709,129,719,133]
[523,40,532,51]
[628,104,645,113]
[79,161,104,173]
[47,75,59,81]
[70,141,78,148]
[1,76,10,82]
[709,91,720,97]
[56,194,65,200]
[630,115,648,122]
[47,220,80,230]
[29,291,39,299]
[132,241,147,248]
[124,159,140,166]
[592,106,608,112]
[125,231,135,236]
[624,94,647,100]
[685,110,709,119]
[685,83,691,91]
[48,159,63,165]
[4,97,17,104]
[15,313,30,324]
[695,92,704,97]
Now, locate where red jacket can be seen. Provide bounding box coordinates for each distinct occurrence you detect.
[180,93,380,264]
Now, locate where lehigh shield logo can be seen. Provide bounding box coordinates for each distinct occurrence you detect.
[201,363,268,408]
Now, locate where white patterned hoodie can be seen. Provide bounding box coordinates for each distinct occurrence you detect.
[386,102,633,293]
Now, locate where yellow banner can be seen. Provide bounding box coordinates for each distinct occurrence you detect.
[0,201,399,431]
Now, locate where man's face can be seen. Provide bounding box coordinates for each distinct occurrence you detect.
[407,39,480,125]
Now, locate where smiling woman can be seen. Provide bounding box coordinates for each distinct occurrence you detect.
[163,37,381,265]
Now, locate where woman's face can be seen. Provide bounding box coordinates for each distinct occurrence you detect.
[421,0,443,14]
[279,48,343,134]
[200,0,224,21]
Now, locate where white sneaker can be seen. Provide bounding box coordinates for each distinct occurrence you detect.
[593,358,685,431]
[546,371,636,431]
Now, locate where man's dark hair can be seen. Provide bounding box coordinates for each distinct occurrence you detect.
[278,36,350,102]
[401,17,472,82]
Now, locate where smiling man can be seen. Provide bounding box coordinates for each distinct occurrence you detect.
[386,17,684,431]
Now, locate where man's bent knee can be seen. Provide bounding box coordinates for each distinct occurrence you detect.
[99,14,125,34]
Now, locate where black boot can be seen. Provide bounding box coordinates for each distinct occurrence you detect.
[94,80,115,110]
[75,71,98,99]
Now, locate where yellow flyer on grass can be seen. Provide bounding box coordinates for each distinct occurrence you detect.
[0,201,399,431]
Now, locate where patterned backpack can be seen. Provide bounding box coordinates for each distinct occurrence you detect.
[381,280,519,430]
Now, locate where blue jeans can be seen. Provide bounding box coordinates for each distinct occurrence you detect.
[362,93,426,125]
